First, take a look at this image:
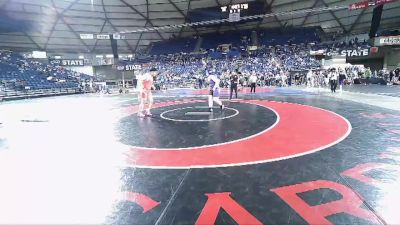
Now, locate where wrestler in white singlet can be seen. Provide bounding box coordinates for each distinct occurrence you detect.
[207,73,224,112]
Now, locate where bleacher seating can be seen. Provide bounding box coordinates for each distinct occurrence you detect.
[145,42,321,89]
[201,30,251,50]
[0,51,89,93]
[150,38,197,55]
[136,27,327,89]
[149,27,321,57]
[258,27,320,46]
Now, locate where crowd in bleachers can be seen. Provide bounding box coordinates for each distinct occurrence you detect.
[145,43,321,89]
[146,47,399,90]
[1,26,398,98]
[0,50,90,93]
[144,27,400,90]
[284,66,400,89]
[142,27,339,89]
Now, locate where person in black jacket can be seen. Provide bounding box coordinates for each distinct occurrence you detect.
[230,70,239,99]
[329,68,338,93]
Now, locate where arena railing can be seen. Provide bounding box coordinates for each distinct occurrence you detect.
[0,87,82,101]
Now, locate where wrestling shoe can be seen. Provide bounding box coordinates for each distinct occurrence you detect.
[145,110,152,117]
[137,112,146,118]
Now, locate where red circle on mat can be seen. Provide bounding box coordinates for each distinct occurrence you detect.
[125,100,351,168]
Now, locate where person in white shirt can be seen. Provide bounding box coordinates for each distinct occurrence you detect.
[249,72,257,93]
[306,70,313,87]
[281,70,287,87]
[274,73,280,86]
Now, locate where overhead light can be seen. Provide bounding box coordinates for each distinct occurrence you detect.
[54,56,61,59]
[106,54,114,58]
[96,55,103,58]
[128,54,133,58]
[79,55,84,59]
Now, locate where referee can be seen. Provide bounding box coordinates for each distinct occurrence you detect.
[249,72,257,93]
[230,70,239,99]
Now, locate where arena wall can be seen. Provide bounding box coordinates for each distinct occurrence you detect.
[69,66,94,76]
[384,48,400,70]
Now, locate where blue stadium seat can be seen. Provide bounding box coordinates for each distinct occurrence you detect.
[0,51,91,91]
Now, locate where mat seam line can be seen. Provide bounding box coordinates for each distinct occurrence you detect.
[154,169,191,225]
[325,164,388,225]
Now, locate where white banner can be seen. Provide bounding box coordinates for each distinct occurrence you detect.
[49,59,85,66]
[340,49,369,57]
[325,49,369,57]
[113,33,121,39]
[80,34,94,39]
[248,46,258,51]
[379,36,400,46]
[32,51,47,59]
[97,34,110,40]
[229,12,240,22]
[310,49,325,55]
[117,64,142,71]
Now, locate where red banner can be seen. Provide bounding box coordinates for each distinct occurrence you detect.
[375,0,398,5]
[349,1,369,10]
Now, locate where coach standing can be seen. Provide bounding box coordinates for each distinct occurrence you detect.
[230,70,239,99]
[329,68,338,93]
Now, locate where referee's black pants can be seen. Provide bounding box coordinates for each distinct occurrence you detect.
[330,80,337,93]
[230,83,238,99]
[250,83,256,93]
